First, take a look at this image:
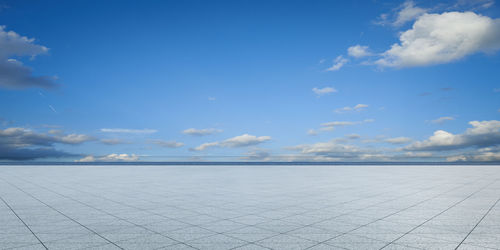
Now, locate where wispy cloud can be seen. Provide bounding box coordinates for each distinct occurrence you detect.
[312,87,337,97]
[100,138,128,145]
[335,104,368,113]
[384,137,412,144]
[48,104,57,113]
[320,119,374,131]
[182,128,223,136]
[191,134,271,151]
[326,55,348,71]
[374,1,427,27]
[75,153,139,162]
[100,128,157,134]
[150,139,184,148]
[347,45,373,58]
[430,116,455,124]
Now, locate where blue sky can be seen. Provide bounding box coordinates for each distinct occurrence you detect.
[0,0,500,162]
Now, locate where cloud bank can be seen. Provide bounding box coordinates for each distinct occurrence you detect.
[0,26,57,89]
[0,127,93,160]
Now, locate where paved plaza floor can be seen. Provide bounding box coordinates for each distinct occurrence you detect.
[0,165,499,250]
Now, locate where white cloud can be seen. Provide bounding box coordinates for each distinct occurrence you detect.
[376,11,500,67]
[75,155,96,162]
[385,137,412,144]
[430,116,455,124]
[100,138,127,145]
[0,26,57,89]
[312,87,337,96]
[75,153,139,162]
[346,134,361,139]
[347,45,373,58]
[182,128,222,136]
[59,134,93,144]
[0,127,92,160]
[446,155,468,162]
[326,56,348,71]
[472,147,500,161]
[192,142,220,151]
[0,127,93,146]
[452,0,495,11]
[320,119,374,131]
[393,1,428,26]
[241,149,271,161]
[208,97,216,101]
[335,104,368,113]
[405,152,433,158]
[100,128,157,134]
[150,139,184,148]
[192,134,271,151]
[406,120,500,151]
[0,26,48,58]
[374,1,427,27]
[287,140,387,161]
[289,141,363,156]
[307,129,318,136]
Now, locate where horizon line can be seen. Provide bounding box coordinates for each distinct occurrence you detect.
[1,161,500,166]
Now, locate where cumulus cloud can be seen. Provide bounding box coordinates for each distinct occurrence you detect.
[0,26,57,89]
[375,11,500,67]
[100,128,157,134]
[75,153,139,162]
[406,120,500,151]
[430,116,455,124]
[385,137,412,144]
[182,128,222,136]
[326,56,348,71]
[0,127,93,160]
[347,45,373,58]
[446,155,468,162]
[191,134,271,151]
[472,147,500,161]
[312,87,337,96]
[445,147,500,162]
[335,104,368,113]
[287,140,381,161]
[150,139,184,148]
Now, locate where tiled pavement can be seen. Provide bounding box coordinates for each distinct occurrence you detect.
[0,165,499,250]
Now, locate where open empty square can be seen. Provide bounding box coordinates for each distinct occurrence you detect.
[0,165,499,250]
